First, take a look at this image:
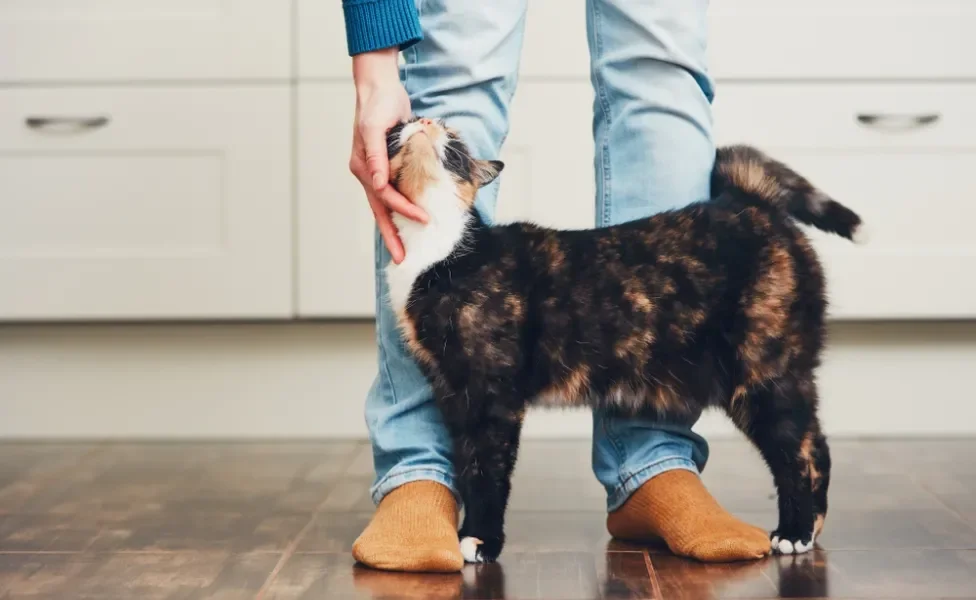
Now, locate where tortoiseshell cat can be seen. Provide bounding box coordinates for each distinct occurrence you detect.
[383,116,864,563]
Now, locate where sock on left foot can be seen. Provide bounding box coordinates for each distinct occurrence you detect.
[606,470,770,562]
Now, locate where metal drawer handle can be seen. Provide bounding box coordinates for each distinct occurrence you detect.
[25,116,110,133]
[856,113,940,132]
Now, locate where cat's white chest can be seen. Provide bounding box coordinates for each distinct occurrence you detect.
[384,184,470,315]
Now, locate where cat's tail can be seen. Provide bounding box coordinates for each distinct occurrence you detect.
[711,145,866,243]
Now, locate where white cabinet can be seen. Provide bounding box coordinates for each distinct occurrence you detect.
[296,83,376,317]
[516,0,976,80]
[0,87,292,320]
[3,0,974,321]
[0,0,291,82]
[714,83,976,319]
[296,0,351,79]
[709,0,976,80]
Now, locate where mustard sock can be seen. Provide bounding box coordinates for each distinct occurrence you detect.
[607,470,770,562]
[352,481,464,573]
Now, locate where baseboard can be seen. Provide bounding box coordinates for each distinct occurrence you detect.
[1,321,973,439]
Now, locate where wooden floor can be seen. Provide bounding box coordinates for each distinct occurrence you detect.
[1,438,974,599]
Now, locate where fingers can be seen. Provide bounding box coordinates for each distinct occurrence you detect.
[366,193,405,264]
[359,122,427,223]
[377,184,427,223]
[361,123,391,192]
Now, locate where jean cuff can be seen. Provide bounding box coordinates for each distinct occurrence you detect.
[606,455,699,512]
[370,466,459,506]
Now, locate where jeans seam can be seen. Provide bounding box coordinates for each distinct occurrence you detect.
[590,0,613,228]
[600,415,627,489]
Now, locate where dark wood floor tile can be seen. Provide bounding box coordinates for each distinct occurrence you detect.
[704,470,943,515]
[270,551,654,599]
[508,477,607,512]
[0,552,278,600]
[874,440,976,475]
[650,554,778,599]
[512,441,593,480]
[0,511,311,553]
[262,553,465,599]
[342,445,376,478]
[755,550,832,599]
[86,512,311,553]
[15,442,357,522]
[773,549,976,598]
[319,476,374,512]
[295,512,370,552]
[598,551,657,600]
[486,552,605,600]
[0,553,94,599]
[0,444,100,514]
[0,514,103,552]
[502,512,612,554]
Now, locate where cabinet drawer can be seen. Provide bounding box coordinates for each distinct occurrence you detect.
[0,0,290,82]
[709,0,976,80]
[0,86,292,320]
[713,83,976,319]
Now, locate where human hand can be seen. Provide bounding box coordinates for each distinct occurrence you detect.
[349,48,427,264]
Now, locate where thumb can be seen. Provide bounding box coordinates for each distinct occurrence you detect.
[362,125,390,191]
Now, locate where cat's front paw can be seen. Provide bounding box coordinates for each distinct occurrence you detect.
[770,528,815,555]
[459,535,503,563]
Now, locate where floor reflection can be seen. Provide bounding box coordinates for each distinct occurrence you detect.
[348,548,830,600]
[773,550,830,598]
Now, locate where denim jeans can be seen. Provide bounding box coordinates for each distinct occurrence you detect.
[366,0,714,512]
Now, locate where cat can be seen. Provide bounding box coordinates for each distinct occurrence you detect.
[383,116,864,563]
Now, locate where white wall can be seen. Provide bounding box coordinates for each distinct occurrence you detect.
[1,320,972,439]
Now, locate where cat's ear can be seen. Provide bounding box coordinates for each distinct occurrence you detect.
[473,160,505,188]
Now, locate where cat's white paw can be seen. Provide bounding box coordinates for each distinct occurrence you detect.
[776,538,795,554]
[459,536,484,563]
[793,538,814,554]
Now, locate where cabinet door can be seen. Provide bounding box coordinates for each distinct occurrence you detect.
[296,83,376,317]
[0,0,290,81]
[714,83,976,319]
[0,86,292,320]
[296,0,350,79]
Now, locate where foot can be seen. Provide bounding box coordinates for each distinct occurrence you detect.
[352,481,464,572]
[606,470,770,562]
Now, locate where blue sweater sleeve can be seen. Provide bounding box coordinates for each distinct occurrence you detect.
[342,0,423,56]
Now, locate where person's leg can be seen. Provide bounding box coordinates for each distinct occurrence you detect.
[353,0,528,573]
[586,0,769,561]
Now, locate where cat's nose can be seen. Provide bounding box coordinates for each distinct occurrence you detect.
[419,118,434,126]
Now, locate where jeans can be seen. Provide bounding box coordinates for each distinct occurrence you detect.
[366,0,714,512]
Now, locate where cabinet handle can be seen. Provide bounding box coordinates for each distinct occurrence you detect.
[25,116,110,133]
[856,113,940,132]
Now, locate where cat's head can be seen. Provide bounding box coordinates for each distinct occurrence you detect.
[386,117,504,211]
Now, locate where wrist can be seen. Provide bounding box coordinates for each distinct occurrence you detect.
[353,48,401,93]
